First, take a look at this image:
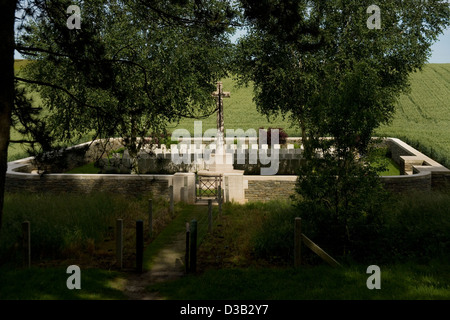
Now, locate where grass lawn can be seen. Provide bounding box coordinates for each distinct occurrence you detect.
[375,157,401,176]
[65,162,101,174]
[0,266,126,300]
[148,262,450,300]
[1,193,449,300]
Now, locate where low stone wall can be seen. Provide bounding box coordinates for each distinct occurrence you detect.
[244,176,297,202]
[380,171,432,193]
[6,160,172,199]
[384,137,450,190]
[6,137,450,203]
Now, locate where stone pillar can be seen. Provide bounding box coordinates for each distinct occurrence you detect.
[173,172,196,204]
[223,171,246,204]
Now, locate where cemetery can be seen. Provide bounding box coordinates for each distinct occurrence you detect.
[6,81,450,204]
[2,0,450,302]
[6,136,450,204]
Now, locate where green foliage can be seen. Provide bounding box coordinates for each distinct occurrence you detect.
[234,1,450,262]
[0,192,172,264]
[0,193,123,262]
[376,191,450,263]
[251,202,299,264]
[16,0,239,160]
[251,192,450,265]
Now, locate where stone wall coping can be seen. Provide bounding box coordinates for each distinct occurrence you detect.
[244,175,298,181]
[380,170,431,181]
[386,137,446,168]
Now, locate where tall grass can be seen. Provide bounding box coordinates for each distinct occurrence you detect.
[0,193,170,266]
[248,191,450,266]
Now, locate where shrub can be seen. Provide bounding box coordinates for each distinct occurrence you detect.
[251,204,298,264]
[250,191,450,266]
[258,127,288,145]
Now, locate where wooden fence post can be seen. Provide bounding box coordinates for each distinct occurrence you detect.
[208,199,213,233]
[116,219,123,270]
[169,185,174,218]
[148,199,153,237]
[218,185,222,216]
[185,222,190,274]
[294,217,302,267]
[136,220,144,273]
[22,221,30,268]
[189,219,197,273]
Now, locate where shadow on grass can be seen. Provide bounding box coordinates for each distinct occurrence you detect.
[0,266,126,300]
[147,262,450,300]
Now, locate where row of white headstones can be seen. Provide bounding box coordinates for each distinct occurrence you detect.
[140,143,303,155]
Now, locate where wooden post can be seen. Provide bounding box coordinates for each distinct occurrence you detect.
[208,199,213,233]
[169,185,174,218]
[190,219,197,273]
[116,219,123,269]
[218,185,222,216]
[294,217,302,267]
[185,222,190,274]
[136,220,144,273]
[180,187,186,203]
[22,221,30,268]
[148,199,153,237]
[301,234,342,268]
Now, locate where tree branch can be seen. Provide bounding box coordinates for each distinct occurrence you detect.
[9,139,39,144]
[14,76,104,114]
[138,0,242,28]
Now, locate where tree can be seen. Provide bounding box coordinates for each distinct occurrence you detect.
[234,0,450,256]
[17,0,238,162]
[0,0,239,235]
[0,0,18,235]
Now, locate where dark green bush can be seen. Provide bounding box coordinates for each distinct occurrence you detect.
[251,191,450,266]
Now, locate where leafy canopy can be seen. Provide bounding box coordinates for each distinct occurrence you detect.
[234,0,450,254]
[16,0,239,157]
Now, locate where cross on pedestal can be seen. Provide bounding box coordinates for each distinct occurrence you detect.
[212,81,230,142]
[208,81,233,173]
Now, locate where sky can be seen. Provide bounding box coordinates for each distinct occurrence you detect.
[429,28,450,63]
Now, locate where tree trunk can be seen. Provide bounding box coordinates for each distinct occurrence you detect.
[0,0,18,235]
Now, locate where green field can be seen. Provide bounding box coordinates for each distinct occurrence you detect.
[9,62,450,169]
[375,64,450,167]
[168,77,295,136]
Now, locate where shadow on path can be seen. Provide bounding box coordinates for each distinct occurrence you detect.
[123,204,206,300]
